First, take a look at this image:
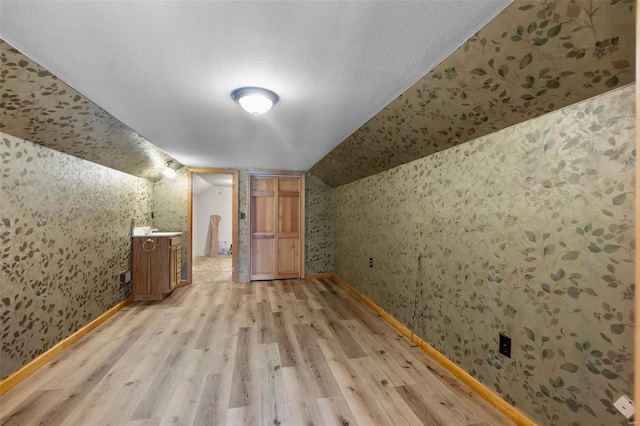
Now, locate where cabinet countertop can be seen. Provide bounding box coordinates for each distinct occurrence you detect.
[132,232,182,238]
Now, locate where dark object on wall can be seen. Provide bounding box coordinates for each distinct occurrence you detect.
[499,334,511,358]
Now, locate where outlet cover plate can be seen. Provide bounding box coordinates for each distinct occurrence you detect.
[120,270,132,283]
[499,334,511,358]
[614,395,634,419]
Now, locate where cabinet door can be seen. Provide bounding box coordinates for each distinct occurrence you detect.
[150,238,166,295]
[169,240,181,292]
[133,237,164,300]
[133,238,152,297]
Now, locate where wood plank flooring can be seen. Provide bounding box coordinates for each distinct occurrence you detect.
[0,278,513,425]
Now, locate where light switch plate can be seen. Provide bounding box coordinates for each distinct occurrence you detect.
[614,395,634,419]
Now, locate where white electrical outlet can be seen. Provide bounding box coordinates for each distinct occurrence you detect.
[614,395,634,419]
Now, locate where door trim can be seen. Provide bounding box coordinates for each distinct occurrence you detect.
[247,170,305,281]
[187,168,239,284]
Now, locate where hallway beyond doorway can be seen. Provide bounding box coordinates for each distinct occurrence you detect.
[192,255,232,284]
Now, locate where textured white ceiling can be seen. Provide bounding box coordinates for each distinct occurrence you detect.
[201,173,234,188]
[0,0,510,172]
[192,173,234,196]
[192,174,212,196]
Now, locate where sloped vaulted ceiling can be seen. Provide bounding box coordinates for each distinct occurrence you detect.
[310,0,636,187]
[0,40,181,181]
[0,1,635,186]
[0,1,510,173]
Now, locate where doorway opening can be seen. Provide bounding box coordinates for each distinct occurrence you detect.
[187,169,239,284]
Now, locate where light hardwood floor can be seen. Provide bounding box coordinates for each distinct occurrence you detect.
[0,278,513,425]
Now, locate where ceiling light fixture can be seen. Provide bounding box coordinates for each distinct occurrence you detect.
[231,87,279,116]
[163,161,176,178]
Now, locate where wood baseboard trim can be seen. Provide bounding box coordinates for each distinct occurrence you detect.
[0,296,132,396]
[238,276,250,283]
[305,274,333,279]
[332,274,536,426]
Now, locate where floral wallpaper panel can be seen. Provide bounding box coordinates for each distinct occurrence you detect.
[0,39,180,181]
[153,168,189,279]
[311,0,635,187]
[305,172,334,275]
[0,132,154,379]
[333,84,635,425]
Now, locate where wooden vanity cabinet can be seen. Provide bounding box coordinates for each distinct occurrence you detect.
[133,235,182,301]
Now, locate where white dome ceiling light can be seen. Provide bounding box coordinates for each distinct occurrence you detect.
[231,87,279,116]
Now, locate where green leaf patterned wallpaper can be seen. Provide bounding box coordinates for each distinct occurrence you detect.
[153,168,189,279]
[333,84,635,425]
[0,40,181,181]
[311,0,635,187]
[0,132,154,380]
[305,172,335,275]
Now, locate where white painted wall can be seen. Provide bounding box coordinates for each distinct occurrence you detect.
[193,185,232,256]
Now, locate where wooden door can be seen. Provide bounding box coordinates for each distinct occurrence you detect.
[277,178,301,279]
[251,177,277,280]
[250,174,304,280]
